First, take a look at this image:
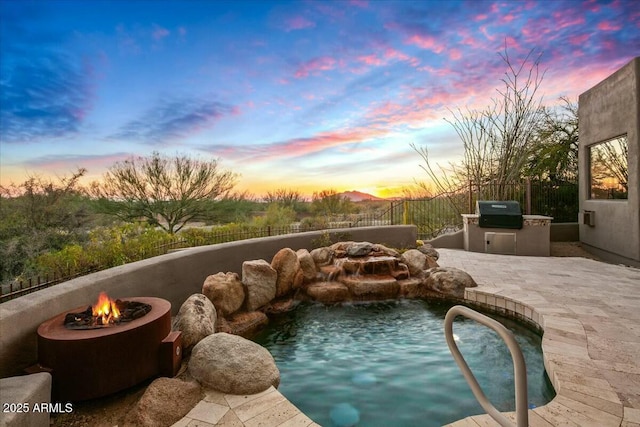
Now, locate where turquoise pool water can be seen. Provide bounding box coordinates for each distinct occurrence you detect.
[253,300,555,427]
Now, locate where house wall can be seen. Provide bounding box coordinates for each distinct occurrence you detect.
[0,226,416,378]
[578,57,640,266]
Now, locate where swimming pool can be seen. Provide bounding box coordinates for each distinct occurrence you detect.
[253,299,554,427]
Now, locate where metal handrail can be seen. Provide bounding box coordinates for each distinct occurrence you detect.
[444,305,529,427]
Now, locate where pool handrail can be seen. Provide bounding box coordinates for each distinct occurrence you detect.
[444,305,529,427]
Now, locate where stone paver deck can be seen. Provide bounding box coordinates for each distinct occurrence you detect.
[174,249,640,427]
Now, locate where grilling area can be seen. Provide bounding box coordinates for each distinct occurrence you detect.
[462,201,553,256]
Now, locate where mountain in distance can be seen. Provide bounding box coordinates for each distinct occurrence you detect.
[338,190,387,202]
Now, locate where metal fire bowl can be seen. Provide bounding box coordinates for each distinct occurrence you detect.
[37,297,171,402]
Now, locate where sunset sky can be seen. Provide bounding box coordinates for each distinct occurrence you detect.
[1,0,639,199]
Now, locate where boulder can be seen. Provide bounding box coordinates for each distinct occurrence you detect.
[397,278,425,298]
[391,263,410,280]
[424,267,478,298]
[189,333,280,395]
[127,377,202,427]
[227,311,269,337]
[263,298,298,314]
[417,244,440,260]
[346,241,373,257]
[202,272,245,317]
[329,241,355,252]
[306,282,350,304]
[310,246,333,266]
[372,243,400,257]
[340,276,399,300]
[271,248,301,297]
[294,268,305,290]
[296,249,317,283]
[425,255,439,269]
[172,294,216,353]
[242,259,277,311]
[400,249,429,276]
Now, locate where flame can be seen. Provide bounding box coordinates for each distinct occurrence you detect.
[92,292,120,325]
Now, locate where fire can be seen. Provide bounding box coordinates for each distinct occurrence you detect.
[92,292,121,325]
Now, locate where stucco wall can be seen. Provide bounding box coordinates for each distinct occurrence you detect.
[0,226,416,378]
[578,57,640,264]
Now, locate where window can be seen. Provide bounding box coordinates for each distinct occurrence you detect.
[589,135,628,199]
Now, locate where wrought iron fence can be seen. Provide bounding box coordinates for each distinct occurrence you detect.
[468,179,578,222]
[1,179,577,302]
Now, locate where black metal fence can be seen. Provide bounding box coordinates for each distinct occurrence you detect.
[1,179,577,302]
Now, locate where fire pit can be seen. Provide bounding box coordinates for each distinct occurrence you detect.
[36,294,181,402]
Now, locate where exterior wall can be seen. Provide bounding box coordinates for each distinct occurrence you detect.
[578,57,640,265]
[0,226,416,378]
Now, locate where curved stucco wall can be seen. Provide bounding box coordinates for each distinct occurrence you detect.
[0,226,417,378]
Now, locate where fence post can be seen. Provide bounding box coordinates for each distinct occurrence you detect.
[525,178,532,215]
[390,201,394,225]
[403,200,408,224]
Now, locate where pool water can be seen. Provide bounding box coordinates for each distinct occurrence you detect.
[253,300,555,427]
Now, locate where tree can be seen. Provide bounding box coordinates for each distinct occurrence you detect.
[263,188,305,212]
[92,152,237,234]
[413,45,545,202]
[0,169,92,282]
[310,189,354,216]
[528,97,579,181]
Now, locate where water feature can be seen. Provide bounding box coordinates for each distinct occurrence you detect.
[254,299,554,427]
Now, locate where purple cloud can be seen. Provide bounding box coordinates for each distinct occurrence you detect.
[110,98,238,144]
[0,52,94,143]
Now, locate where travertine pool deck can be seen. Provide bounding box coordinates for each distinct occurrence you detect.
[174,249,640,427]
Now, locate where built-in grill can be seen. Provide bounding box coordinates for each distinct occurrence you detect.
[476,201,523,229]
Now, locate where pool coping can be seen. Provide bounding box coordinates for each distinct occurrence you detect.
[173,249,640,427]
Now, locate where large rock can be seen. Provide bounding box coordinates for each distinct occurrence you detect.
[202,272,245,317]
[272,248,301,297]
[306,282,350,304]
[400,249,429,276]
[310,247,333,267]
[340,276,400,300]
[329,241,355,252]
[189,333,280,395]
[227,311,269,337]
[172,294,216,353]
[127,377,202,427]
[346,241,373,257]
[424,267,478,298]
[243,259,277,311]
[372,243,400,257]
[417,244,440,260]
[297,249,317,283]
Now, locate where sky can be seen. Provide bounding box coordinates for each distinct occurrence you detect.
[1,0,639,199]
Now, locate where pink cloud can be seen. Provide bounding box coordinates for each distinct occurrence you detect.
[294,56,337,78]
[501,14,515,23]
[474,14,488,21]
[223,126,391,162]
[551,11,586,29]
[349,0,368,7]
[597,21,622,31]
[384,47,420,67]
[480,25,496,41]
[449,48,462,61]
[285,16,315,31]
[405,34,445,53]
[569,33,590,45]
[152,24,170,40]
[358,54,384,66]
